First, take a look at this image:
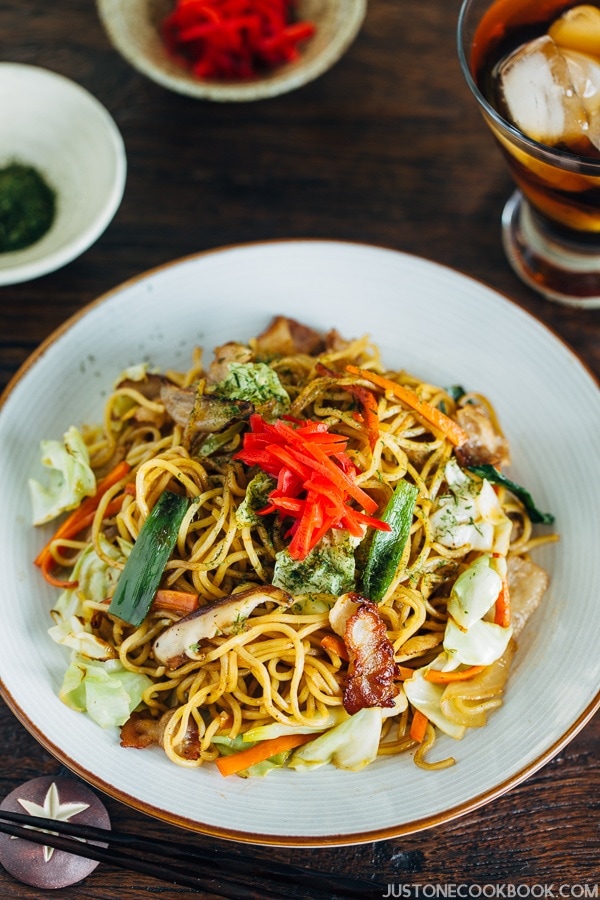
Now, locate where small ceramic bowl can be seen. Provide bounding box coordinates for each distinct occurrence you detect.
[0,64,126,286]
[96,0,367,102]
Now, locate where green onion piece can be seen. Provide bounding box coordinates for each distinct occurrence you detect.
[361,479,419,602]
[445,384,466,402]
[467,464,555,525]
[108,490,191,626]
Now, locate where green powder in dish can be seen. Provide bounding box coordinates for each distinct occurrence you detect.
[0,162,56,253]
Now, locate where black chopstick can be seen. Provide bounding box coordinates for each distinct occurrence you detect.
[0,816,267,898]
[0,810,384,897]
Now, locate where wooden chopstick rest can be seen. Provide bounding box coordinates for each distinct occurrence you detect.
[0,775,111,889]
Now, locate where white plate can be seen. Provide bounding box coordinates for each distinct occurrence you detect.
[1,241,598,846]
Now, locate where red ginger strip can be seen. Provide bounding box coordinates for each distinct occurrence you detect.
[235,415,388,560]
[162,0,316,81]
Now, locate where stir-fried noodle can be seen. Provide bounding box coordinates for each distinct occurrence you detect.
[33,318,557,776]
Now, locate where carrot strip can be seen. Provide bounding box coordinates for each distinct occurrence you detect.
[315,364,380,451]
[494,580,511,628]
[397,665,417,681]
[35,461,132,568]
[70,494,127,535]
[345,384,380,451]
[151,589,199,616]
[288,491,324,560]
[215,733,316,777]
[346,366,469,448]
[409,709,429,743]
[39,553,78,589]
[37,494,129,587]
[320,634,349,661]
[424,665,486,684]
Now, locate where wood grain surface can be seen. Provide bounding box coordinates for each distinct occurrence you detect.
[1,1,598,897]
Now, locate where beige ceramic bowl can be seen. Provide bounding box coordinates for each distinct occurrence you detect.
[96,0,367,102]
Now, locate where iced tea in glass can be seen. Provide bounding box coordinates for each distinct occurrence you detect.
[458,0,600,307]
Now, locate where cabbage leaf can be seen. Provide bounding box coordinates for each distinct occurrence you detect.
[430,460,511,554]
[59,655,152,728]
[273,529,357,596]
[443,553,512,667]
[288,707,384,772]
[214,362,290,418]
[29,426,96,525]
[48,538,130,659]
[242,707,348,743]
[444,617,513,667]
[404,670,466,740]
[447,555,502,630]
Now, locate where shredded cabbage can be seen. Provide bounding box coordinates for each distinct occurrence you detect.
[444,617,513,667]
[59,655,152,729]
[431,460,512,554]
[447,555,502,630]
[443,553,512,667]
[404,670,467,740]
[116,363,148,383]
[288,707,384,771]
[242,707,348,743]
[214,362,290,418]
[234,471,275,526]
[48,538,130,659]
[110,364,150,419]
[440,640,516,727]
[211,735,292,777]
[29,426,96,525]
[273,530,358,596]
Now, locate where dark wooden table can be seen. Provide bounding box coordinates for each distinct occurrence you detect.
[1,1,598,897]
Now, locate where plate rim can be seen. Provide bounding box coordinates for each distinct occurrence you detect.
[4,237,599,397]
[1,679,598,846]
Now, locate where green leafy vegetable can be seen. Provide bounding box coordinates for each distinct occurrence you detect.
[272,530,357,596]
[403,670,466,740]
[108,490,191,626]
[242,708,348,743]
[235,471,276,526]
[49,537,131,659]
[29,426,96,525]
[361,479,419,601]
[287,707,383,772]
[467,464,555,525]
[214,362,290,418]
[445,384,467,402]
[59,655,152,728]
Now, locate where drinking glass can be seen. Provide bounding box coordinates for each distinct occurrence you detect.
[457,0,600,308]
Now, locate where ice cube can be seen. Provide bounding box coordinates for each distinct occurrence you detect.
[498,35,588,147]
[548,5,600,59]
[563,48,600,150]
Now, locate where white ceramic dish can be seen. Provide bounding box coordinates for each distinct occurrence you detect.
[96,0,367,102]
[0,64,126,286]
[0,241,598,846]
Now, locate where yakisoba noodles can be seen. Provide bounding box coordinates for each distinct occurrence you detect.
[30,316,557,776]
